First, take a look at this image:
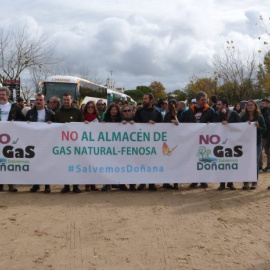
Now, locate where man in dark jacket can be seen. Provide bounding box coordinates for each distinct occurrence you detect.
[134,93,163,191]
[0,87,25,192]
[182,91,215,188]
[26,93,55,193]
[55,93,83,193]
[214,98,241,190]
[182,92,215,123]
[259,99,270,172]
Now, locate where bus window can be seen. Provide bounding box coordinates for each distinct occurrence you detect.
[44,82,77,101]
[79,81,107,99]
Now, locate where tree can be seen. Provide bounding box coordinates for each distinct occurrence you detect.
[124,85,152,102]
[212,46,257,102]
[30,66,53,91]
[20,82,36,104]
[184,75,219,102]
[257,15,270,53]
[77,64,103,84]
[0,25,55,85]
[149,81,166,100]
[257,51,270,96]
[167,89,187,101]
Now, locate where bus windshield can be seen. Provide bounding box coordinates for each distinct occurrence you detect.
[44,82,77,101]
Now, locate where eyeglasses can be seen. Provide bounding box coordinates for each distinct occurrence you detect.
[87,106,95,109]
[123,109,131,112]
[97,104,105,106]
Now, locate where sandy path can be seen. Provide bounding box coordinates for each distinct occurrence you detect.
[0,175,270,270]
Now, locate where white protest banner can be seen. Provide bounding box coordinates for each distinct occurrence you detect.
[0,122,256,184]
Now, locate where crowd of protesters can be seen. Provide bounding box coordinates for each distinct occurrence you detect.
[1,85,270,193]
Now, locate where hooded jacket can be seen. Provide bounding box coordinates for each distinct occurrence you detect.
[182,104,215,123]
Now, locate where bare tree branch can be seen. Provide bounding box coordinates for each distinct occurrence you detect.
[212,47,257,100]
[0,25,57,84]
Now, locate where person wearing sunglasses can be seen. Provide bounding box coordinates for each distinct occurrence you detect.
[84,101,101,124]
[121,105,136,191]
[121,104,135,125]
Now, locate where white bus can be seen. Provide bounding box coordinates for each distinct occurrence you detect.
[38,75,136,106]
[38,75,108,103]
[107,89,136,105]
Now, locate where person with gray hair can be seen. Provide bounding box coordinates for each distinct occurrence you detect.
[181,92,215,123]
[0,87,25,192]
[49,96,61,112]
[181,91,215,188]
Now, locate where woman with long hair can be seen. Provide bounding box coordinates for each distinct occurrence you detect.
[83,101,101,191]
[163,99,179,190]
[241,100,266,190]
[84,101,101,123]
[103,103,122,122]
[102,103,128,191]
[164,99,179,126]
[233,103,241,114]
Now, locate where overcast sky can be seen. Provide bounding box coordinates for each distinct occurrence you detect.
[1,0,270,91]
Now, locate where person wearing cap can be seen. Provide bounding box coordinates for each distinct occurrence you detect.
[191,98,197,104]
[181,91,215,188]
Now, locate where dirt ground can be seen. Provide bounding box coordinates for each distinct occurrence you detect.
[0,173,270,270]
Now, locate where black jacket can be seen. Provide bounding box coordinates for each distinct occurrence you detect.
[121,116,135,122]
[241,114,266,145]
[7,103,25,121]
[261,107,270,139]
[134,107,163,123]
[55,106,83,123]
[164,112,177,123]
[214,109,241,123]
[26,107,55,122]
[182,104,215,123]
[104,115,122,123]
